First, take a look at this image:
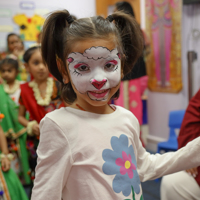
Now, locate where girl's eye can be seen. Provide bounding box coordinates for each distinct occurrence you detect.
[77,65,89,71]
[104,60,118,71]
[33,61,39,65]
[105,63,115,69]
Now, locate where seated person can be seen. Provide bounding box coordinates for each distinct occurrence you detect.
[161,89,200,200]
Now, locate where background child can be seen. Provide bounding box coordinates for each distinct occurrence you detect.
[18,45,65,182]
[6,33,28,81]
[0,58,30,185]
[31,10,200,200]
[0,124,28,200]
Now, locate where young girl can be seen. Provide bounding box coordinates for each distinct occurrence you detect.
[0,120,28,200]
[0,58,30,185]
[31,10,200,200]
[18,45,65,181]
[5,33,28,81]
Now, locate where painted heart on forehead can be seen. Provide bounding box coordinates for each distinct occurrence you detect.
[67,46,121,101]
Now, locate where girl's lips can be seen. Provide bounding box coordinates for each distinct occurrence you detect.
[88,89,110,98]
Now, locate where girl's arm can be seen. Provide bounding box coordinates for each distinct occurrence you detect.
[31,117,73,200]
[136,129,200,182]
[18,104,40,136]
[18,104,29,127]
[0,126,10,172]
[0,126,9,155]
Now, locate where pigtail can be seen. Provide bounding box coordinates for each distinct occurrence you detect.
[41,10,72,83]
[111,11,144,75]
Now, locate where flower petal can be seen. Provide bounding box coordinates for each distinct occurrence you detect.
[102,161,120,175]
[130,163,136,170]
[120,166,127,175]
[127,169,134,179]
[110,136,124,153]
[122,151,129,161]
[113,174,132,196]
[115,157,124,167]
[130,170,141,194]
[102,149,117,162]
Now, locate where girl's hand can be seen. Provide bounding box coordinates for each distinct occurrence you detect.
[32,124,40,136]
[1,157,10,172]
[186,167,198,178]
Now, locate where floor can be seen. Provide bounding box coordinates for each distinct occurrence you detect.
[142,179,161,200]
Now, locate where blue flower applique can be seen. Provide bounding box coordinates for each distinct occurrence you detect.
[102,134,141,198]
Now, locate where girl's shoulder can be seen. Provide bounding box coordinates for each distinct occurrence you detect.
[43,107,76,128]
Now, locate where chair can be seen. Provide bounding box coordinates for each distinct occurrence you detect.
[155,110,185,182]
[157,110,186,154]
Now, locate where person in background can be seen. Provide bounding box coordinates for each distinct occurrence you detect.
[0,120,28,200]
[0,58,30,185]
[161,89,200,200]
[18,45,65,185]
[6,33,28,81]
[113,1,149,146]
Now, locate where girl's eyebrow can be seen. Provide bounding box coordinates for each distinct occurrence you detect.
[105,60,118,65]
[74,63,89,69]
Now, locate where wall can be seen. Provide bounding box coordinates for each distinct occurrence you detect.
[0,0,96,50]
[144,4,200,152]
[96,0,141,24]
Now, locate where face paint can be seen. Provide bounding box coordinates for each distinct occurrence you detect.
[67,46,121,101]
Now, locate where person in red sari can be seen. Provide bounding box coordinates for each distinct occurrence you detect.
[161,89,200,200]
[18,45,65,189]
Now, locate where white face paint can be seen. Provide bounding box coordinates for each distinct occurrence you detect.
[67,46,121,101]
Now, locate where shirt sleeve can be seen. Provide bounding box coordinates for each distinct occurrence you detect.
[133,119,200,182]
[31,117,73,200]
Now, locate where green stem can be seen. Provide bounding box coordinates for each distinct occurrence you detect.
[132,186,136,200]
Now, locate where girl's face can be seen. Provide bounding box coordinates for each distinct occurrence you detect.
[0,64,18,84]
[26,50,49,82]
[65,39,122,108]
[7,35,21,53]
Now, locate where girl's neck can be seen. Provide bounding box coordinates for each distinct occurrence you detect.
[71,101,114,114]
[33,78,48,86]
[7,80,16,88]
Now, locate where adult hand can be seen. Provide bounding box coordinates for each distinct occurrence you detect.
[1,157,10,172]
[186,167,198,178]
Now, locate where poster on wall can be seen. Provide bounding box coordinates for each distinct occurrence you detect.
[13,14,45,41]
[145,0,182,93]
[0,1,49,52]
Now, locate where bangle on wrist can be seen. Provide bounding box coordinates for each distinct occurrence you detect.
[0,153,14,161]
[27,120,38,136]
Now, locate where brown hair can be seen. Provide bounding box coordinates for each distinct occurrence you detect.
[41,9,143,104]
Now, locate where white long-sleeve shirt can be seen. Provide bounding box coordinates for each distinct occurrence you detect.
[31,106,200,200]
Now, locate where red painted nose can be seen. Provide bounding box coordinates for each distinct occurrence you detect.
[91,79,107,90]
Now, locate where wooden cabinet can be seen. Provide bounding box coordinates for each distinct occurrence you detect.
[96,0,141,24]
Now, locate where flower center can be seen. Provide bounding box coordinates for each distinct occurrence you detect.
[125,161,131,169]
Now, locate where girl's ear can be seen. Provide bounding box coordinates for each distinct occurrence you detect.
[24,63,29,73]
[62,73,70,84]
[56,58,70,84]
